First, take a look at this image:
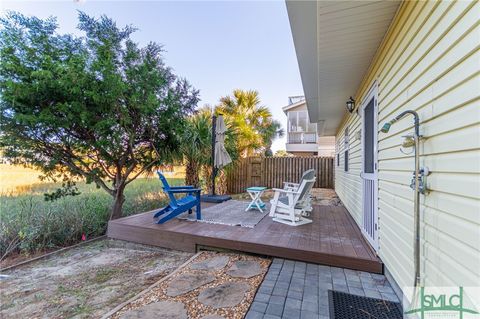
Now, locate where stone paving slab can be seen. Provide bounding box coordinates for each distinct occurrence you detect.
[190,256,230,271]
[166,271,215,297]
[120,301,187,319]
[227,260,263,278]
[198,282,250,309]
[246,258,400,319]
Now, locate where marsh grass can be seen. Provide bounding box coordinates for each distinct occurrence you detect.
[0,164,43,193]
[0,176,183,259]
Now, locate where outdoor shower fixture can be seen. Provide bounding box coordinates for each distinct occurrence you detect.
[381,110,429,294]
[401,134,415,149]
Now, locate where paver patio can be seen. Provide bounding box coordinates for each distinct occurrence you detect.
[246,258,399,319]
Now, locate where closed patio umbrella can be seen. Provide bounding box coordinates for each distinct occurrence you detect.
[214,115,232,169]
[202,114,232,203]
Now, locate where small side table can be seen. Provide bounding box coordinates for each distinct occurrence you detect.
[246,187,267,212]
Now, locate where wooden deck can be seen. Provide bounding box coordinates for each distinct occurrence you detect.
[107,204,383,273]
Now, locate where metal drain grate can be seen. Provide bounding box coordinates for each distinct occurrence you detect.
[328,290,403,319]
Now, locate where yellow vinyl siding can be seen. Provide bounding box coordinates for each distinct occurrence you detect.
[334,0,480,295]
[335,118,363,225]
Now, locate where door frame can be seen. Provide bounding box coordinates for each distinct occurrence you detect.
[360,82,379,252]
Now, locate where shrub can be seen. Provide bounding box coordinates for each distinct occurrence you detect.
[0,177,182,259]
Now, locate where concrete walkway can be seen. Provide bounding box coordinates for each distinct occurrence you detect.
[246,258,399,319]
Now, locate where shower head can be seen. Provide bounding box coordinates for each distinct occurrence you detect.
[381,116,400,133]
[381,122,392,133]
[381,110,420,135]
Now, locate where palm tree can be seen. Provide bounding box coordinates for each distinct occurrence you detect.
[260,120,284,156]
[217,90,284,157]
[181,109,212,187]
[180,107,239,191]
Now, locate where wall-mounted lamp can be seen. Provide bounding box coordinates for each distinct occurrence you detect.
[346,97,355,113]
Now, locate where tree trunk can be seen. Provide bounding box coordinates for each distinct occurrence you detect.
[265,142,273,157]
[202,165,212,194]
[185,160,200,187]
[110,186,126,220]
[216,169,227,195]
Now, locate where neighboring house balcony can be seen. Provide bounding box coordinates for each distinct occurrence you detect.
[287,131,317,144]
[282,99,321,156]
[286,131,319,153]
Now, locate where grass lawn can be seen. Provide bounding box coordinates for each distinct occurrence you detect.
[0,165,185,260]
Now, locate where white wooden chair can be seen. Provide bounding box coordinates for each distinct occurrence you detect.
[281,169,315,217]
[269,175,316,226]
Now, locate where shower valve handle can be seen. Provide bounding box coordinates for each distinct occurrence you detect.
[410,167,430,194]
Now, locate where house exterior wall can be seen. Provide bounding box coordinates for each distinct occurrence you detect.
[334,0,480,296]
[317,136,335,157]
[285,103,318,154]
[285,103,336,156]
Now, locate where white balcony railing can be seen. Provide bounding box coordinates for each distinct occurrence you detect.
[288,132,317,144]
[288,96,305,105]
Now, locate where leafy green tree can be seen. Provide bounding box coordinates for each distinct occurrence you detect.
[0,12,199,219]
[217,89,284,157]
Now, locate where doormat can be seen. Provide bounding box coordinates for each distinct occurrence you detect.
[328,290,403,319]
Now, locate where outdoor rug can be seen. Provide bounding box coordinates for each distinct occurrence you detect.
[177,200,269,228]
[328,290,403,319]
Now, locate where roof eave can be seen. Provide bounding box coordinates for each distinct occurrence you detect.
[286,0,401,135]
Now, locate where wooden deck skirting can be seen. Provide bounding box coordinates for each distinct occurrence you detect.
[107,204,382,274]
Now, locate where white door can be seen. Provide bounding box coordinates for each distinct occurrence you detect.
[361,85,379,251]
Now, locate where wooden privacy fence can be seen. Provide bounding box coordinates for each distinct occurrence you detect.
[226,156,334,194]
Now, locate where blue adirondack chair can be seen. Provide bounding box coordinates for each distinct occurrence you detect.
[154,171,201,224]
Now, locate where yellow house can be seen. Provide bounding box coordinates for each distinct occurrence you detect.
[286,0,480,302]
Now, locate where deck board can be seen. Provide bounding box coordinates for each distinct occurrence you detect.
[107,203,383,273]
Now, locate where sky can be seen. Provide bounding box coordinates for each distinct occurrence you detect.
[0,0,304,152]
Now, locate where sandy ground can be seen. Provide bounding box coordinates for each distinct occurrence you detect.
[0,239,193,319]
